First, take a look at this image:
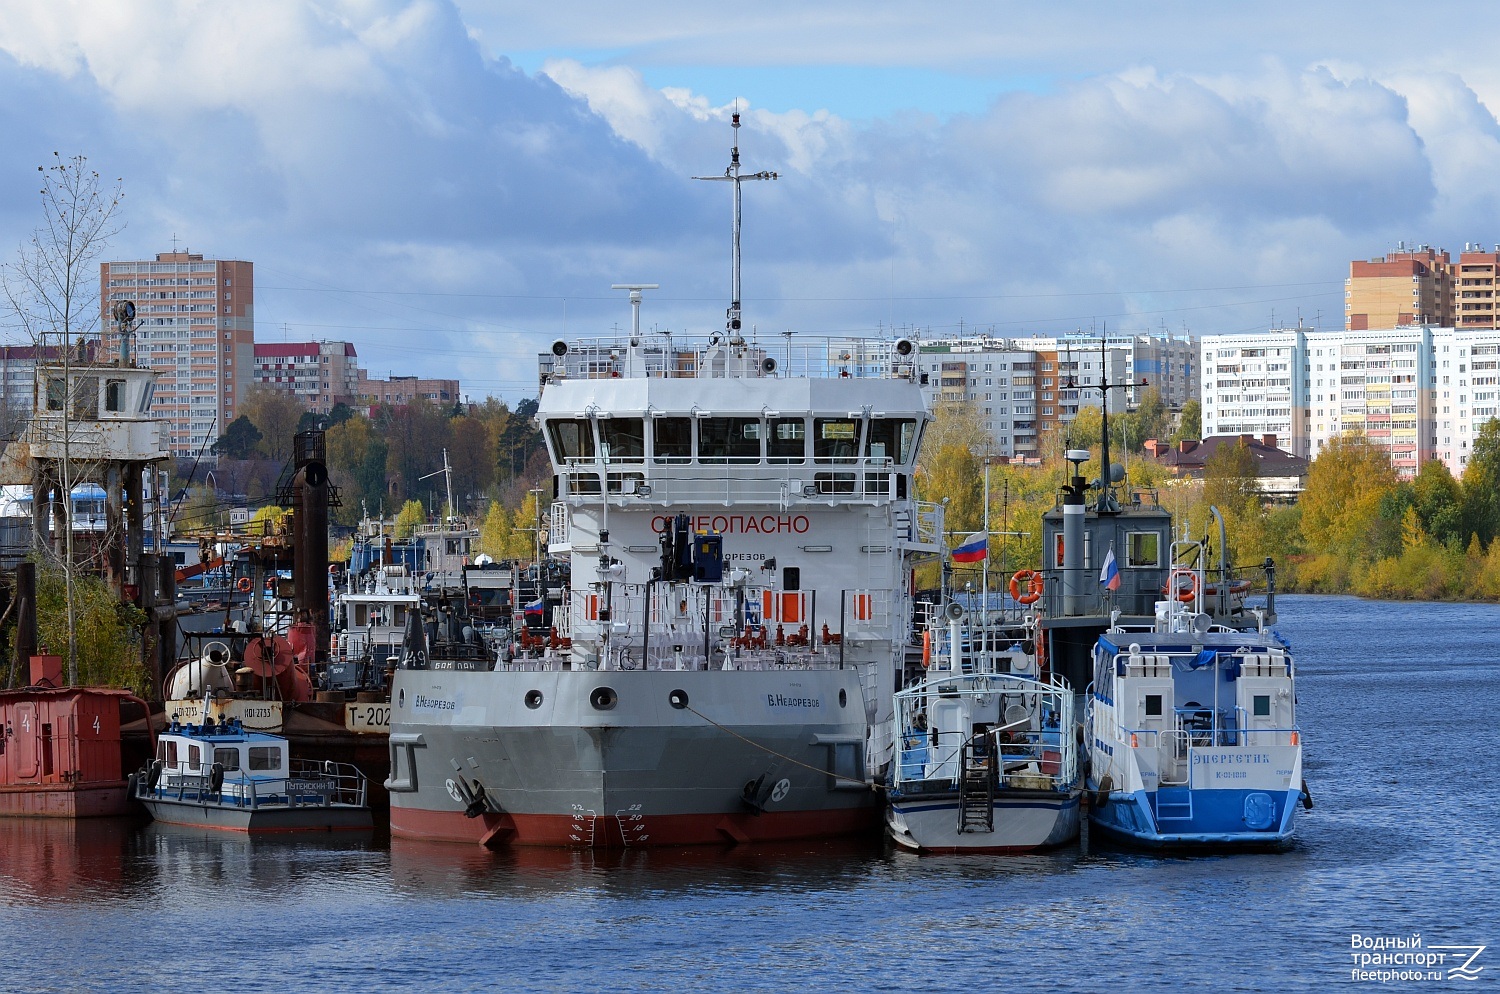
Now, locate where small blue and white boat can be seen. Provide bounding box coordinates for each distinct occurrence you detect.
[886,607,1080,853]
[1084,560,1307,848]
[134,704,371,833]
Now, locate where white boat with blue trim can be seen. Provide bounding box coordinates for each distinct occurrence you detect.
[886,608,1080,853]
[133,706,372,833]
[1084,552,1307,848]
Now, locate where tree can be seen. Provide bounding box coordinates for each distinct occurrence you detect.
[34,562,148,690]
[917,443,984,534]
[241,387,306,462]
[478,499,515,559]
[394,499,426,539]
[1203,438,1260,518]
[213,415,263,460]
[450,415,494,512]
[1412,458,1463,547]
[1064,405,1103,451]
[1299,434,1401,571]
[1171,399,1202,444]
[1,153,125,685]
[1124,386,1168,451]
[1461,418,1500,548]
[918,401,989,475]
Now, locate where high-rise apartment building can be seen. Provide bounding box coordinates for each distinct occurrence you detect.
[100,251,254,458]
[912,333,1182,461]
[1201,325,1498,478]
[1346,243,1500,332]
[252,342,361,413]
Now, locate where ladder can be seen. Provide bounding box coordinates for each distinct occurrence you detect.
[956,738,995,833]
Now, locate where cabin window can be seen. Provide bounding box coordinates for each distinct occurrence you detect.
[248,747,280,771]
[598,418,645,461]
[813,418,860,462]
[213,748,241,771]
[354,605,369,626]
[699,417,760,462]
[187,744,202,770]
[72,376,100,419]
[46,377,66,411]
[783,566,801,591]
[1253,695,1271,718]
[1145,694,1163,717]
[767,418,806,463]
[1127,532,1161,568]
[160,741,178,766]
[105,379,125,412]
[865,418,917,464]
[546,419,595,462]
[652,417,692,463]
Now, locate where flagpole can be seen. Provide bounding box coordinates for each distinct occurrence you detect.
[981,458,990,673]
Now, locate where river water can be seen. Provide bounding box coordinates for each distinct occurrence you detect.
[1,595,1495,992]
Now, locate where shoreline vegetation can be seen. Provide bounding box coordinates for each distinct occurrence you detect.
[912,398,1500,605]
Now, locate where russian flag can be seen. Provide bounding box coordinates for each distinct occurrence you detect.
[951,532,988,563]
[1100,548,1121,591]
[523,598,545,618]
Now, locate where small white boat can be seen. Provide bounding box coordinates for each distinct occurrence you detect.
[133,708,371,834]
[886,608,1080,853]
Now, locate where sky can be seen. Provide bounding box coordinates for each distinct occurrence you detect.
[3,1,1500,403]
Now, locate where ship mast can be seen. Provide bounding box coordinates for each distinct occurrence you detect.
[694,110,778,346]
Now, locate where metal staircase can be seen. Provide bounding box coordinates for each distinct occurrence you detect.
[956,737,995,833]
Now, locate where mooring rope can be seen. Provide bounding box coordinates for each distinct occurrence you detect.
[680,701,888,792]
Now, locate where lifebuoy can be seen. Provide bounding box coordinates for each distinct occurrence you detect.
[1010,570,1043,605]
[1167,568,1201,603]
[921,629,932,668]
[236,578,251,593]
[328,563,338,575]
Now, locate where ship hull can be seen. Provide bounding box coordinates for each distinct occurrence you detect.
[885,791,1080,853]
[388,667,881,848]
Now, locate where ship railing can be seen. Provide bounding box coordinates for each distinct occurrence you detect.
[894,726,1075,791]
[147,761,368,809]
[540,335,919,382]
[553,464,909,504]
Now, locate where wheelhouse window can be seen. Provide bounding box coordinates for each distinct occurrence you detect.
[46,378,66,411]
[699,417,760,463]
[1127,532,1161,568]
[248,747,280,771]
[652,417,692,463]
[213,748,241,771]
[865,418,916,464]
[105,379,125,413]
[546,419,595,462]
[814,418,860,462]
[598,418,645,461]
[767,418,806,463]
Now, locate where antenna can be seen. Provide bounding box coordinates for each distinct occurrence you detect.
[611,284,659,339]
[693,110,778,347]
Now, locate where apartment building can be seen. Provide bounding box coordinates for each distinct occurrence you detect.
[99,251,254,458]
[1201,325,1499,478]
[1346,243,1500,332]
[915,335,1151,461]
[252,341,361,413]
[358,371,461,410]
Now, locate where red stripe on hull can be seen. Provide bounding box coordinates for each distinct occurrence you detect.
[391,804,880,848]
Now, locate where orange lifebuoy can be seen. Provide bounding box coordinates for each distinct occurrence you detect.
[1009,570,1043,605]
[236,578,251,593]
[921,629,932,668]
[1167,568,1201,603]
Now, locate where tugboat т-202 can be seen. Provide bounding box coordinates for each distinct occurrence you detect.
[386,115,944,847]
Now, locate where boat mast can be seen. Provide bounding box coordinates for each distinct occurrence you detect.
[694,110,778,347]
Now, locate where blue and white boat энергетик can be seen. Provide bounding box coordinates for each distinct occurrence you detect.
[1085,555,1307,848]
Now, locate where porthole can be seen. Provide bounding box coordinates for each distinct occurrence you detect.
[838,689,847,708]
[668,689,689,710]
[590,686,618,711]
[524,690,543,710]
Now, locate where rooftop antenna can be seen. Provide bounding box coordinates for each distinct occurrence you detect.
[694,108,778,348]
